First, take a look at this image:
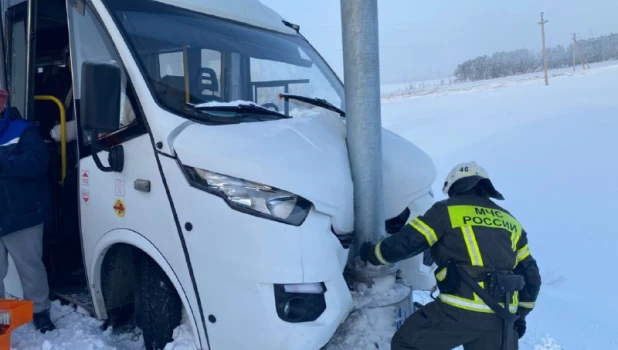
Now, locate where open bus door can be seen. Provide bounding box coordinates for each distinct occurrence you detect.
[2,0,173,327]
[0,0,91,310]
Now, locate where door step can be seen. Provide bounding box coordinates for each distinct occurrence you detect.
[51,285,95,314]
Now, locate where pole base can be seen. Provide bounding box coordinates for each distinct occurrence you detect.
[321,278,414,349]
[345,257,399,286]
[352,276,412,310]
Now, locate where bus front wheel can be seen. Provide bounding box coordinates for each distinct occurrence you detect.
[135,255,182,350]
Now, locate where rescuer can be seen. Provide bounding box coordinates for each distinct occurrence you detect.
[360,161,541,350]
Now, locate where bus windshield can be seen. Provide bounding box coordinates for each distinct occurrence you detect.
[102,0,345,122]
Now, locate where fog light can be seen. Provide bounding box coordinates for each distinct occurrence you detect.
[274,282,327,323]
[282,297,309,322]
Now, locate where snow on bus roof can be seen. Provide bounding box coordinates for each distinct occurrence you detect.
[152,0,298,35]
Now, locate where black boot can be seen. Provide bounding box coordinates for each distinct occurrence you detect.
[33,310,56,333]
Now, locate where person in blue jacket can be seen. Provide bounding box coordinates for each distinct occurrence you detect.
[0,89,55,333]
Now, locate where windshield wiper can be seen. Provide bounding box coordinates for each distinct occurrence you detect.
[189,102,291,119]
[279,93,345,117]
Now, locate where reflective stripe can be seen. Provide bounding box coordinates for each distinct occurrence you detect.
[409,218,438,246]
[511,231,522,251]
[519,301,535,309]
[374,240,389,265]
[510,232,515,251]
[516,244,530,264]
[435,267,447,281]
[461,226,484,266]
[439,294,518,314]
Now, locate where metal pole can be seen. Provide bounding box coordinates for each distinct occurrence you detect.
[340,0,396,280]
[25,0,38,120]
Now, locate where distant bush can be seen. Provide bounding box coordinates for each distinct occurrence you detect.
[453,33,618,82]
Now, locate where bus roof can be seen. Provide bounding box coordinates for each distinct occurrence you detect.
[152,0,298,35]
[6,0,299,35]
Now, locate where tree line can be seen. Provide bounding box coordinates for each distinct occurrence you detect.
[453,33,618,82]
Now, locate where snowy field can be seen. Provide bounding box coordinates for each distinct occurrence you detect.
[380,61,618,350]
[381,59,618,102]
[10,61,618,349]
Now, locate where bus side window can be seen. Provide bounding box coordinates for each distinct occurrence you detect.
[67,3,138,145]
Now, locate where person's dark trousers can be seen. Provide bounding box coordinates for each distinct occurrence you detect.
[391,299,518,350]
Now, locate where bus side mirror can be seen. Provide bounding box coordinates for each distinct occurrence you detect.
[81,60,121,131]
[80,60,124,173]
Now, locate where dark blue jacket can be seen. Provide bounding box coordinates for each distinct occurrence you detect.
[0,108,50,236]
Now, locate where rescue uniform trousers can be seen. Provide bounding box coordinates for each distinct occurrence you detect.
[391,299,518,350]
[0,224,51,313]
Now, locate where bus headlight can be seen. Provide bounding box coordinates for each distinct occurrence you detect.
[182,166,312,226]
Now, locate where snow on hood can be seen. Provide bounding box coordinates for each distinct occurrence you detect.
[381,128,436,218]
[192,100,266,108]
[192,100,340,119]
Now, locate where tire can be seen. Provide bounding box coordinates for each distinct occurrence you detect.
[135,255,182,350]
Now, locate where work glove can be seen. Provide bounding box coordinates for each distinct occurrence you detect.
[359,242,383,266]
[514,317,526,339]
[422,248,435,266]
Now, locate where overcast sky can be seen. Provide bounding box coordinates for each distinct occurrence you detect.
[259,0,618,83]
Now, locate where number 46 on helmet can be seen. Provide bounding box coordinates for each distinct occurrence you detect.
[442,161,505,200]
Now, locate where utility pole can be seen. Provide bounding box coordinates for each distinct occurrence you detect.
[538,12,549,86]
[341,0,397,283]
[572,34,576,71]
[572,33,587,70]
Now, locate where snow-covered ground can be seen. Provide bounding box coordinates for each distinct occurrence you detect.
[380,60,618,350]
[10,61,618,349]
[381,59,618,102]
